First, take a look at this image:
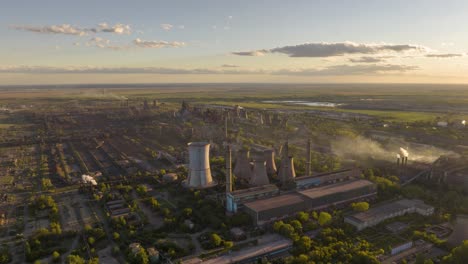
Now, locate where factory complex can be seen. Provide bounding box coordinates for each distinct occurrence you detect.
[345,199,435,231]
[184,139,381,226]
[244,179,376,225]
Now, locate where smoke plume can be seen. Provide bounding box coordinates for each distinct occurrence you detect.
[331,135,455,163]
[82,174,97,185]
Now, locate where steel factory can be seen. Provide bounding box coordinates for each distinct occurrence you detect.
[185,136,378,225]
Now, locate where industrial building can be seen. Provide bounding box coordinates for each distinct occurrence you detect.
[244,179,376,225]
[226,184,279,214]
[430,155,468,191]
[295,167,360,189]
[344,199,434,231]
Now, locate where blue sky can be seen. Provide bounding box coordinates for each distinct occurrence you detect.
[1,0,468,84]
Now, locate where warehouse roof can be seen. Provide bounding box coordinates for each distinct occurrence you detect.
[347,199,433,224]
[243,193,307,213]
[296,167,358,180]
[298,179,374,200]
[229,184,278,199]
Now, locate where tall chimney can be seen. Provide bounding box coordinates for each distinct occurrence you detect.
[226,145,232,193]
[225,112,229,140]
[306,139,311,176]
[264,149,277,175]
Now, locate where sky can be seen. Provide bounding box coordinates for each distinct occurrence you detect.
[1,0,468,85]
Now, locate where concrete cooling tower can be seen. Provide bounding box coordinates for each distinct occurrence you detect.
[234,150,252,181]
[278,156,296,183]
[264,149,277,175]
[250,151,270,186]
[185,142,217,189]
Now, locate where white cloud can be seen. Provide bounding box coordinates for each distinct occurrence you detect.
[441,42,454,46]
[425,53,463,58]
[96,23,131,35]
[10,24,87,36]
[10,22,132,36]
[0,65,261,75]
[0,64,417,76]
[133,38,185,48]
[221,64,239,68]
[178,25,185,29]
[233,42,430,57]
[272,64,419,76]
[349,56,394,63]
[231,50,267,56]
[160,24,173,31]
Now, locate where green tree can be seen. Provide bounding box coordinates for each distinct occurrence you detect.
[294,236,312,254]
[131,248,149,264]
[112,232,120,240]
[224,241,234,249]
[52,251,60,262]
[318,212,332,226]
[211,233,223,247]
[352,202,370,212]
[296,211,309,223]
[442,240,468,264]
[67,255,85,264]
[290,220,303,233]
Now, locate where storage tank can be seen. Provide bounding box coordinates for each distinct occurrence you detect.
[185,142,217,188]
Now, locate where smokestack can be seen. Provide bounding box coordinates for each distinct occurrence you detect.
[233,150,252,181]
[250,152,270,186]
[226,145,232,193]
[396,154,401,166]
[225,112,229,140]
[264,149,277,175]
[306,139,311,176]
[185,142,217,188]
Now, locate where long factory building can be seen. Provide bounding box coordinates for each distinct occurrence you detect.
[243,179,377,225]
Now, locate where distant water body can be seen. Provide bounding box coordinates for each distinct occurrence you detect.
[262,100,343,107]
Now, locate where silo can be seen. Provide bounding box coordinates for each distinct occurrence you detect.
[234,150,252,181]
[250,152,270,186]
[264,149,277,175]
[185,142,217,188]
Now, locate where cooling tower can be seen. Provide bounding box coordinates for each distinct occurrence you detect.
[233,150,252,181]
[264,149,277,175]
[185,142,217,189]
[250,152,270,186]
[279,156,296,183]
[264,113,272,126]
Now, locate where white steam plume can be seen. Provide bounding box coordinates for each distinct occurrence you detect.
[82,174,97,185]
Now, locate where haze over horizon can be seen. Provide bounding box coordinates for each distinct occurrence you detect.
[2,0,468,85]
